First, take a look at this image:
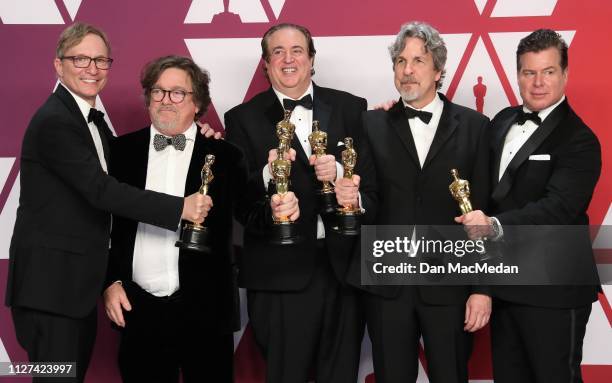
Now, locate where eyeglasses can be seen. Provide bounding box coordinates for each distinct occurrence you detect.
[61,55,113,70]
[150,88,193,104]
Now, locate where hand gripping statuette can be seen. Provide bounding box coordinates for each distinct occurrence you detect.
[332,137,362,235]
[270,110,300,244]
[308,120,337,214]
[176,154,215,253]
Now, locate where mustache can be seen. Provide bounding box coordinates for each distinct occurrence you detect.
[400,76,418,84]
[157,105,177,113]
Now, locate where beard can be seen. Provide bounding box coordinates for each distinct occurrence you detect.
[400,89,420,104]
[397,75,421,104]
[151,107,178,134]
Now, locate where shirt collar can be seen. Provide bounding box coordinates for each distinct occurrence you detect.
[273,82,314,106]
[402,92,443,114]
[523,95,565,123]
[61,82,97,123]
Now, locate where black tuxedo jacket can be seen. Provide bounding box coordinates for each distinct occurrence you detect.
[348,94,490,304]
[224,84,376,291]
[489,99,601,308]
[107,127,247,332]
[6,85,183,319]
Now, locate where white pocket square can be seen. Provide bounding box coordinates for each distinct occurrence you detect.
[529,154,550,161]
[337,141,345,147]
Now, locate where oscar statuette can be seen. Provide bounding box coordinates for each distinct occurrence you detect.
[175,154,215,253]
[270,110,300,244]
[332,137,362,235]
[308,120,336,214]
[449,168,473,214]
[449,168,494,260]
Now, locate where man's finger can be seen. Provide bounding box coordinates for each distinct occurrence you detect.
[120,294,132,312]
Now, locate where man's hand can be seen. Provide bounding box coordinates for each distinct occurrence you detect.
[268,148,297,177]
[182,193,213,224]
[464,293,491,332]
[373,99,398,111]
[103,282,132,328]
[271,192,300,221]
[455,210,494,240]
[308,154,337,182]
[198,122,223,139]
[335,175,360,208]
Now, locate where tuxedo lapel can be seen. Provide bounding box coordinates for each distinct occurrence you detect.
[184,133,209,196]
[96,118,114,168]
[422,96,457,169]
[129,129,151,189]
[312,88,333,162]
[491,109,519,184]
[55,84,97,152]
[492,100,568,204]
[55,84,114,169]
[264,88,285,128]
[388,100,421,167]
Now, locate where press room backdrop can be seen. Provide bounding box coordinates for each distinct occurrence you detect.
[0,0,611,382]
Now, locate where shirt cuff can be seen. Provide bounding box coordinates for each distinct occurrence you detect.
[335,161,343,183]
[262,164,271,188]
[357,191,365,213]
[489,216,503,241]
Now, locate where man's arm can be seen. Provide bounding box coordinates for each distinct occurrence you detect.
[496,126,601,226]
[35,113,206,229]
[458,123,601,239]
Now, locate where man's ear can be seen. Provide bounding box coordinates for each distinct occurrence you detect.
[54,58,63,78]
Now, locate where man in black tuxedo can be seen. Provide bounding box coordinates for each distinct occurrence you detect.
[348,22,491,383]
[224,23,376,383]
[103,55,246,383]
[5,24,207,383]
[457,29,601,383]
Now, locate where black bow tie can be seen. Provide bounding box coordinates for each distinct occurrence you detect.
[516,110,541,126]
[88,108,105,127]
[153,133,186,151]
[283,94,313,110]
[404,107,433,124]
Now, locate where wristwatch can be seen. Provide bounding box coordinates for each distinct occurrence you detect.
[489,217,501,239]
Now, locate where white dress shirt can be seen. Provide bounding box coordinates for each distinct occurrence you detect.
[403,93,444,167]
[132,123,196,297]
[63,85,108,173]
[498,96,565,181]
[402,94,444,248]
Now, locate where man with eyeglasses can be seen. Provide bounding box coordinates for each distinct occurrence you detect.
[6,23,208,383]
[102,55,246,383]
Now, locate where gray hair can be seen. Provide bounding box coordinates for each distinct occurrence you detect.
[389,21,447,89]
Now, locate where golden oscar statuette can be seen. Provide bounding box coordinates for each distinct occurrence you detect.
[175,154,215,253]
[449,168,473,215]
[449,168,495,260]
[308,120,337,214]
[270,109,300,245]
[332,137,363,235]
